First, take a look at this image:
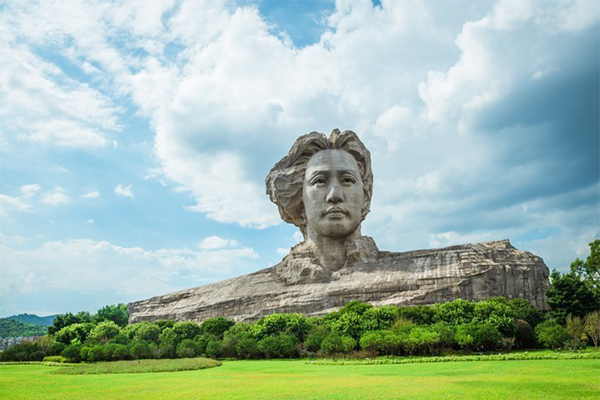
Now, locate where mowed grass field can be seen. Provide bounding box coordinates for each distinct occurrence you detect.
[1,358,599,400]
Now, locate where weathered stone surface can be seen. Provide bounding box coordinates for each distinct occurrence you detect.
[128,239,549,324]
[128,130,550,324]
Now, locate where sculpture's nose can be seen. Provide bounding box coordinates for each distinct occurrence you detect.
[326,180,343,203]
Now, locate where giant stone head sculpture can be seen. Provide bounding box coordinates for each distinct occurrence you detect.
[266,130,378,283]
[266,129,373,239]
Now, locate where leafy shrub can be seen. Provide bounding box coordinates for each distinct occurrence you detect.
[88,321,121,344]
[331,312,369,340]
[125,322,161,343]
[200,317,235,339]
[30,350,46,361]
[43,355,67,363]
[205,339,223,359]
[0,341,44,361]
[319,333,356,355]
[128,340,156,359]
[61,344,82,363]
[535,320,571,350]
[95,303,129,327]
[565,338,586,352]
[565,314,587,343]
[397,305,436,325]
[304,326,329,353]
[105,343,130,361]
[155,320,175,332]
[81,345,106,362]
[236,337,260,359]
[507,298,544,327]
[403,327,440,355]
[430,322,456,348]
[339,301,373,315]
[50,341,66,356]
[433,299,475,325]
[176,339,198,358]
[257,334,298,358]
[157,343,176,359]
[362,306,400,331]
[455,321,502,351]
[584,311,599,349]
[514,319,536,348]
[391,318,415,335]
[54,323,94,345]
[359,330,401,355]
[172,322,202,342]
[251,314,310,341]
[158,327,178,346]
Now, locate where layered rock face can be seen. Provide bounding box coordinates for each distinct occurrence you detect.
[128,239,550,324]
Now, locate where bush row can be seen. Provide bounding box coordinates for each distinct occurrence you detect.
[1,298,598,362]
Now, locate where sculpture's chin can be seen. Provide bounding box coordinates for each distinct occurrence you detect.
[316,220,361,238]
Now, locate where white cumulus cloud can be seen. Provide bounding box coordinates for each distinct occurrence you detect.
[82,191,101,199]
[0,238,260,315]
[114,184,134,199]
[41,187,70,206]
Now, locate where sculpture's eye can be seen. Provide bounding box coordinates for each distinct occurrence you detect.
[311,177,326,185]
[342,175,356,184]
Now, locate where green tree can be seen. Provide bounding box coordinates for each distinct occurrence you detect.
[236,337,260,359]
[506,298,544,327]
[206,339,223,359]
[397,305,436,325]
[570,239,600,289]
[331,312,369,340]
[565,314,587,344]
[319,333,356,355]
[303,325,329,353]
[128,340,156,359]
[257,334,298,358]
[251,314,310,341]
[432,299,475,325]
[54,323,94,345]
[535,320,570,350]
[514,319,536,349]
[584,311,599,350]
[200,317,235,339]
[402,327,441,355]
[48,313,80,335]
[455,321,502,351]
[176,339,198,358]
[88,321,121,344]
[362,306,400,331]
[338,300,372,315]
[60,344,82,363]
[95,304,129,327]
[172,321,202,342]
[546,270,599,321]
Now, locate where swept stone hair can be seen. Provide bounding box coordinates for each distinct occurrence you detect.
[266,129,373,236]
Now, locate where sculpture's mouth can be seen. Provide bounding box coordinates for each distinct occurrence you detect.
[325,207,348,216]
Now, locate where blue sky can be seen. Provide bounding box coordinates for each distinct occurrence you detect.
[0,0,598,317]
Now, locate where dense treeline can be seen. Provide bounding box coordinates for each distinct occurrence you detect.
[1,297,598,363]
[1,240,598,363]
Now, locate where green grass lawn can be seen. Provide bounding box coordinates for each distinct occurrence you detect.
[1,358,598,400]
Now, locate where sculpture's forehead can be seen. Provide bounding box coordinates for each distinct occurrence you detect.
[305,149,359,174]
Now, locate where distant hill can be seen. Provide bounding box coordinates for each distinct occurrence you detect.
[6,314,56,327]
[0,319,47,338]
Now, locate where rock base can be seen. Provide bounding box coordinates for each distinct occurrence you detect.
[128,240,550,324]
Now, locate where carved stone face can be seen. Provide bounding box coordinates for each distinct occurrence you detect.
[302,149,365,239]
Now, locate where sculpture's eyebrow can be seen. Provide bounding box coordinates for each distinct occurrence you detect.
[306,169,331,180]
[306,168,358,178]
